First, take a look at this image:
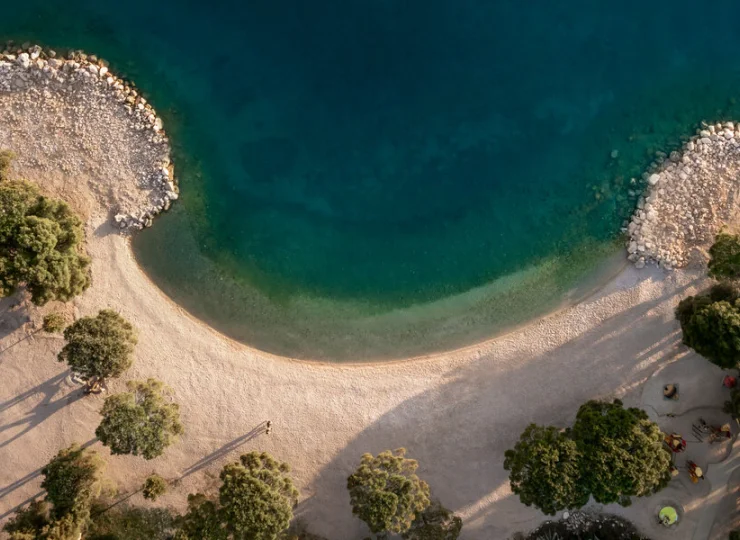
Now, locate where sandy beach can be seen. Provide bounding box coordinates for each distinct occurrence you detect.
[1,48,740,540]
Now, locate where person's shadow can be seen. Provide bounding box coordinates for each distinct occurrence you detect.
[177,422,269,480]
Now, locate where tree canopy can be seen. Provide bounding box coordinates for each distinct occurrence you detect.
[58,309,137,381]
[87,504,176,540]
[709,233,740,280]
[505,400,671,513]
[676,291,740,369]
[503,424,587,515]
[347,448,431,536]
[96,379,183,460]
[0,178,91,305]
[176,452,299,540]
[4,445,107,539]
[571,400,672,505]
[401,500,463,540]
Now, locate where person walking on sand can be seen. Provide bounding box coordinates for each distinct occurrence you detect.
[265,420,272,435]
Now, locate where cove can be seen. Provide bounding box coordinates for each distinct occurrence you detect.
[3,1,740,360]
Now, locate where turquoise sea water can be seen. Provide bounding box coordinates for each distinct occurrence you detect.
[3,1,740,360]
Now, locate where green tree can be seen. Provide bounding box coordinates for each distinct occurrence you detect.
[571,400,672,506]
[96,379,183,460]
[401,500,462,540]
[0,178,90,305]
[503,424,587,515]
[4,445,108,539]
[3,500,51,539]
[176,452,299,540]
[142,474,168,501]
[347,448,431,536]
[709,233,740,280]
[174,494,226,540]
[724,388,740,420]
[87,504,176,540]
[58,309,137,383]
[42,444,106,519]
[218,452,299,539]
[42,312,66,333]
[676,293,740,369]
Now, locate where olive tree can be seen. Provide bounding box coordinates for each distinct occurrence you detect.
[96,379,183,460]
[572,400,672,506]
[58,309,137,384]
[0,178,90,305]
[176,452,299,540]
[503,424,587,515]
[347,448,431,536]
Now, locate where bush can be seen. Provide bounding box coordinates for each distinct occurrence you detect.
[142,474,168,501]
[709,233,740,280]
[402,500,462,540]
[58,309,137,382]
[0,178,90,305]
[42,312,66,333]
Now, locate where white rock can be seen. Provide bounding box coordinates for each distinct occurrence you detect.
[99,66,108,76]
[16,53,30,68]
[648,173,660,186]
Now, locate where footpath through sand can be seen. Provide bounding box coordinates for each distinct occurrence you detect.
[1,48,740,539]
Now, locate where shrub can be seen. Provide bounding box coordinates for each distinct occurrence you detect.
[142,474,168,501]
[42,312,66,333]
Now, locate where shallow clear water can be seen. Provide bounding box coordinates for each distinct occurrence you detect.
[4,1,740,360]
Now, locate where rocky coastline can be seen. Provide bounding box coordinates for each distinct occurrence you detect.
[0,42,176,231]
[627,121,740,270]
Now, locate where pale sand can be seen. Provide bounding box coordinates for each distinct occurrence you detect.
[1,57,738,540]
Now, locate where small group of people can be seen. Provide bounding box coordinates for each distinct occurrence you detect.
[687,460,705,483]
[665,432,687,453]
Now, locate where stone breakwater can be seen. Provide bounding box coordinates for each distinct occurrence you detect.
[627,121,740,270]
[0,43,176,231]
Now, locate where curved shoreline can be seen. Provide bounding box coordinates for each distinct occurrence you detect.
[0,48,735,535]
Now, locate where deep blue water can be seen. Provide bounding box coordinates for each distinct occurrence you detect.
[4,1,740,359]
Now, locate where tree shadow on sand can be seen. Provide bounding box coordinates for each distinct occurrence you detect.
[298,270,699,539]
[177,422,270,481]
[0,371,84,451]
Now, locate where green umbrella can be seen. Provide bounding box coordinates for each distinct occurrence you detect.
[659,506,678,526]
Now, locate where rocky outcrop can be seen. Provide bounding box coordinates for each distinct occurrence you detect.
[0,43,177,231]
[627,121,740,269]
